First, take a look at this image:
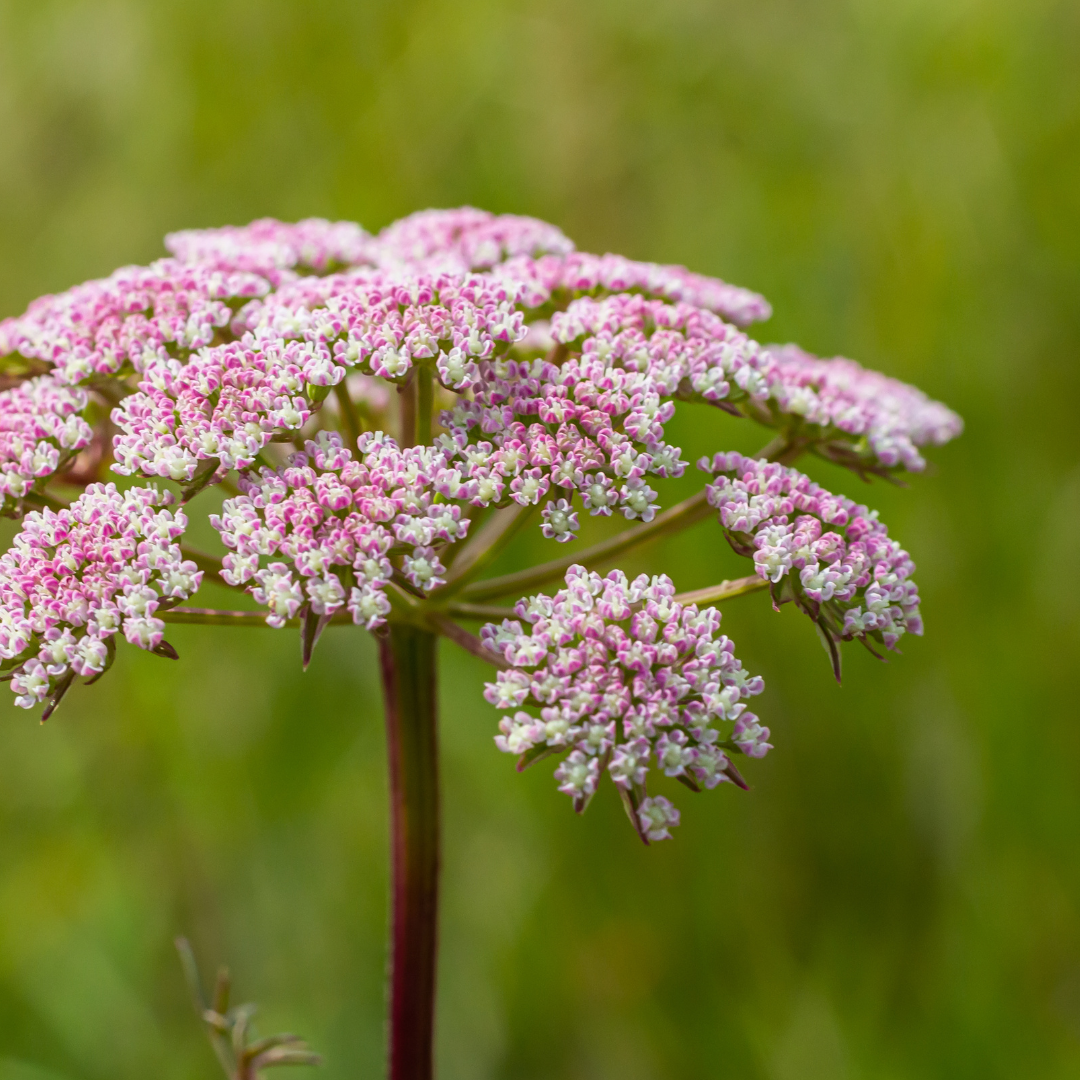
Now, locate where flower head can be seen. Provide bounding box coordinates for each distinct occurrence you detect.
[761,344,964,474]
[0,208,961,823]
[0,483,200,714]
[371,207,575,270]
[0,375,94,514]
[0,261,270,385]
[210,430,492,630]
[702,451,922,665]
[501,249,772,327]
[483,565,766,841]
[166,217,375,281]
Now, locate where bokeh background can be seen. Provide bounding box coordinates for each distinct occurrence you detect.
[0,0,1078,1077]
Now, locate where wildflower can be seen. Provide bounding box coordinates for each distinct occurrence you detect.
[0,483,200,715]
[762,344,964,474]
[0,376,94,514]
[0,261,270,385]
[482,566,765,842]
[166,216,375,280]
[638,796,681,842]
[701,451,922,667]
[0,208,962,839]
[210,430,500,628]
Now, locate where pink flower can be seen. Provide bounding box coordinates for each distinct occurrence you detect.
[0,376,93,513]
[701,452,922,660]
[483,566,765,841]
[0,483,201,713]
[0,207,961,830]
[763,344,964,473]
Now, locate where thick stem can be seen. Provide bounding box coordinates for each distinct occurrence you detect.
[378,624,440,1080]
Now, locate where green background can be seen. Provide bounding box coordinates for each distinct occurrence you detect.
[0,0,1077,1076]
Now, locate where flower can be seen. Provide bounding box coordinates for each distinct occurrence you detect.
[701,451,922,666]
[370,206,575,270]
[483,565,766,842]
[209,430,488,630]
[500,249,772,327]
[166,217,375,281]
[0,260,270,385]
[0,375,94,514]
[0,208,962,821]
[760,344,964,473]
[638,795,681,842]
[0,483,201,715]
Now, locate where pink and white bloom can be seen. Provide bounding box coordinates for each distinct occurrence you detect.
[0,208,962,841]
[481,566,765,841]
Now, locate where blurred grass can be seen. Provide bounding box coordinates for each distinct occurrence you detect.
[0,0,1077,1077]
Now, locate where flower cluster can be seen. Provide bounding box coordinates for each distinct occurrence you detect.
[209,430,488,630]
[233,271,532,390]
[502,250,772,327]
[165,217,375,281]
[0,208,961,828]
[701,452,922,661]
[0,261,270,385]
[759,344,964,473]
[440,360,678,537]
[550,293,771,400]
[370,206,575,270]
[0,483,201,714]
[482,566,768,842]
[111,338,328,483]
[0,376,94,513]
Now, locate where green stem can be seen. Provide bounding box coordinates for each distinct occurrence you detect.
[461,489,713,602]
[757,432,810,465]
[334,381,363,447]
[445,574,767,622]
[436,503,534,596]
[416,366,434,447]
[378,623,440,1080]
[443,602,523,621]
[669,575,769,606]
[25,489,70,512]
[160,607,354,628]
[425,611,510,669]
[399,373,418,448]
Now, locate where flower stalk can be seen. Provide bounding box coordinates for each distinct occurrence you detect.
[459,489,714,602]
[379,622,441,1080]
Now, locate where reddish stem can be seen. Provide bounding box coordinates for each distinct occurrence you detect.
[378,623,440,1080]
